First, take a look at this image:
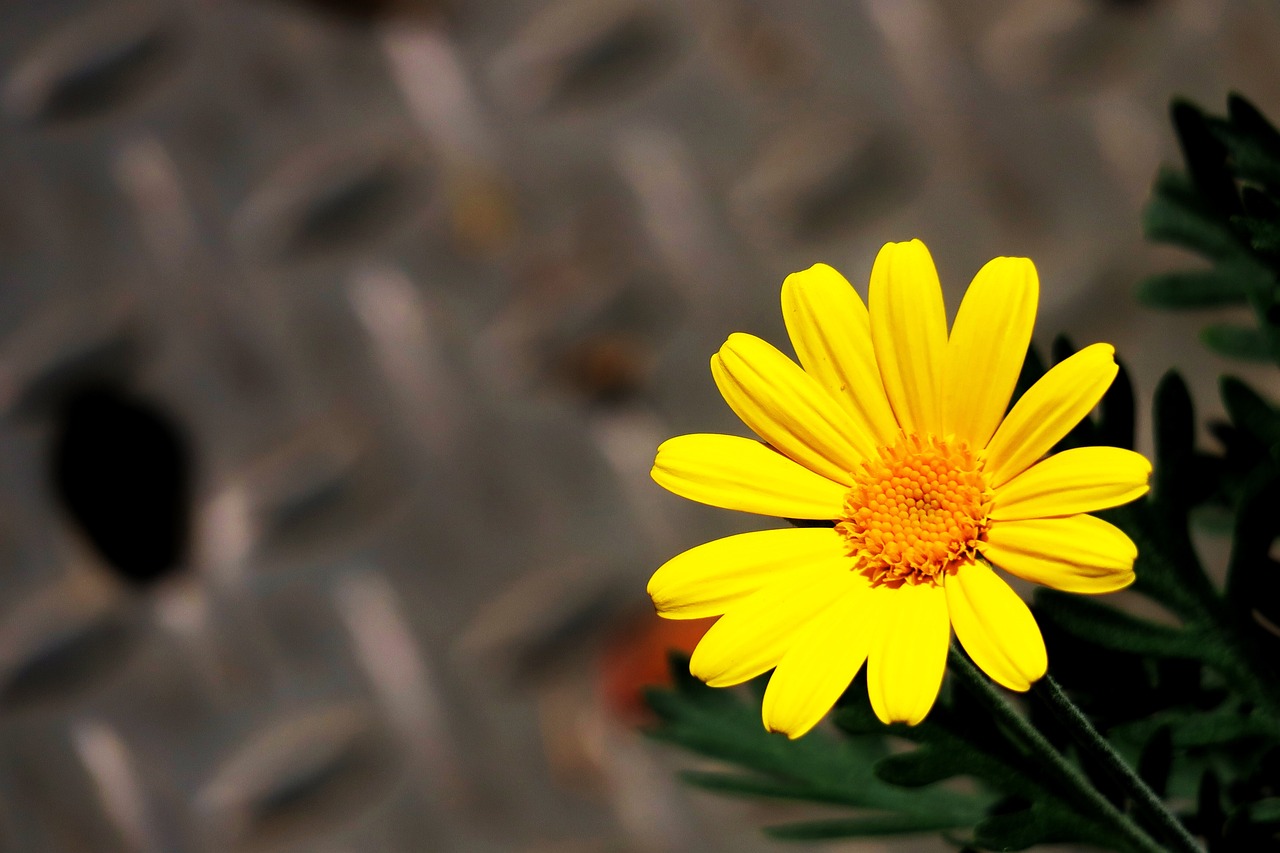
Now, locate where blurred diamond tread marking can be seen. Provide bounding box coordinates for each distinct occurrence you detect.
[0,571,138,710]
[196,703,396,851]
[3,3,186,126]
[491,0,683,113]
[232,137,433,265]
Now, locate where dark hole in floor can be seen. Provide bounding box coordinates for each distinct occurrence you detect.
[50,383,192,586]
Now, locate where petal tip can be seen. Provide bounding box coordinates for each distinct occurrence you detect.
[784,261,840,282]
[876,237,931,259]
[762,715,808,740]
[644,572,692,618]
[687,653,716,684]
[644,573,665,603]
[992,255,1040,291]
[997,659,1047,693]
[721,331,756,351]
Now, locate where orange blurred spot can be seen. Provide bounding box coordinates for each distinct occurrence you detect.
[597,613,716,725]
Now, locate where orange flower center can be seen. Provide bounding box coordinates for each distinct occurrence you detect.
[836,434,990,587]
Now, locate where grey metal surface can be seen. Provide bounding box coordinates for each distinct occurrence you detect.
[0,0,1276,850]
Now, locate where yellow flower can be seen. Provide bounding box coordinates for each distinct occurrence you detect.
[648,240,1150,738]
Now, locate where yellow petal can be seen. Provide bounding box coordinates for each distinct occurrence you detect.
[713,334,867,483]
[762,576,878,738]
[983,343,1118,488]
[781,264,900,447]
[866,581,950,725]
[943,257,1039,447]
[690,566,856,687]
[869,240,947,435]
[652,434,847,519]
[945,559,1047,691]
[649,527,851,620]
[979,515,1137,594]
[991,447,1152,522]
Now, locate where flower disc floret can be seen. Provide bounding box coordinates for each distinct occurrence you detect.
[837,434,990,587]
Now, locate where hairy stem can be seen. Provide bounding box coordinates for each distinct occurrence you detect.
[947,646,1173,853]
[1033,674,1204,853]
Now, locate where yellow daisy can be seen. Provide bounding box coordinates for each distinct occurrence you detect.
[647,239,1150,738]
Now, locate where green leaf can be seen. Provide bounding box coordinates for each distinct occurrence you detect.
[679,770,829,803]
[1033,590,1210,661]
[1153,371,1197,509]
[1097,358,1137,450]
[1201,323,1273,361]
[1225,473,1280,620]
[1220,376,1280,452]
[764,812,972,841]
[1138,268,1254,308]
[843,687,1031,796]
[1143,168,1244,261]
[831,694,889,735]
[1115,507,1210,613]
[973,801,1105,852]
[1213,93,1280,190]
[1196,769,1226,847]
[1241,185,1280,219]
[1248,799,1280,824]
[1172,99,1241,216]
[1113,707,1278,749]
[1185,705,1277,746]
[1137,725,1173,799]
[1233,214,1280,256]
[646,656,985,819]
[1228,93,1280,150]
[874,745,983,789]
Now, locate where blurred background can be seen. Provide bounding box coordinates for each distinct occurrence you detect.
[0,0,1278,850]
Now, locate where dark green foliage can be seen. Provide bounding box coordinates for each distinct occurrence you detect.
[1038,124,1280,838]
[1142,95,1280,369]
[1138,267,1256,309]
[645,650,1150,850]
[971,801,1084,851]
[1201,324,1273,361]
[1194,771,1227,849]
[765,813,974,841]
[1220,377,1280,457]
[645,656,989,841]
[1171,100,1240,218]
[1034,590,1207,661]
[1225,474,1280,639]
[1034,345,1280,847]
[1138,726,1174,799]
[853,673,1138,852]
[1144,169,1242,261]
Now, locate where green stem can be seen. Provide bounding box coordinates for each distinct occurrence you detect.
[947,646,1168,853]
[1033,674,1204,853]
